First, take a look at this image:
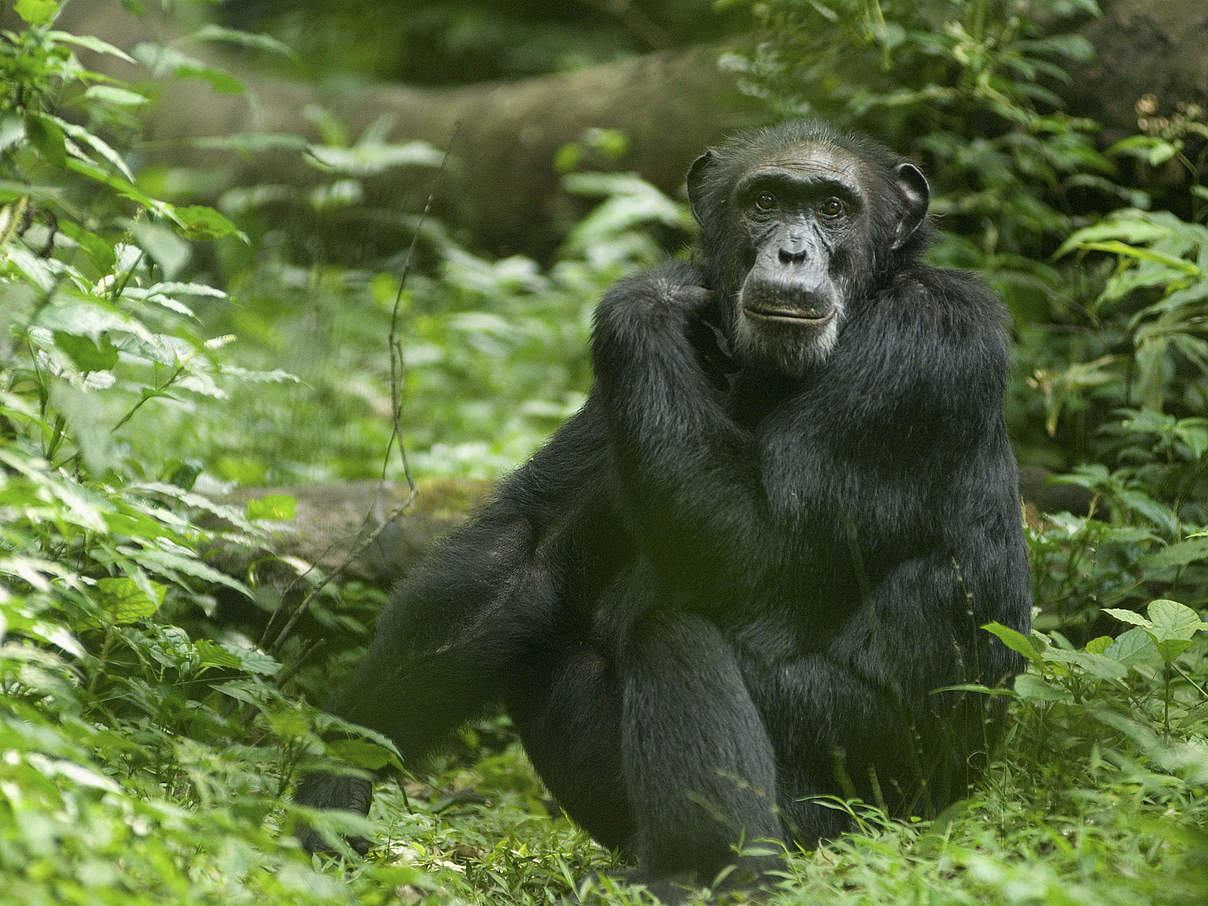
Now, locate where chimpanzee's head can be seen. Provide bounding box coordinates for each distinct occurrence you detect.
[688,120,930,376]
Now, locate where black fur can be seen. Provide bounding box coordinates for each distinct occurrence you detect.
[296,120,1031,899]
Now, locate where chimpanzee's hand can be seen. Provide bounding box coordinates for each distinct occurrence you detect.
[591,262,717,377]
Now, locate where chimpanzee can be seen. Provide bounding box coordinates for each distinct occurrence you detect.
[296,119,1031,900]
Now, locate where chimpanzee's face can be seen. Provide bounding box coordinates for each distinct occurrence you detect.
[689,139,929,377]
[728,144,868,374]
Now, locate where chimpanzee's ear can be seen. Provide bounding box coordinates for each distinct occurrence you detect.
[891,162,930,249]
[687,150,718,226]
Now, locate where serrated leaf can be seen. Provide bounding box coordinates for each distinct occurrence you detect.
[982,622,1040,661]
[194,639,244,670]
[1104,607,1150,627]
[117,545,252,597]
[48,31,137,63]
[1145,599,1208,642]
[51,115,135,183]
[93,576,167,624]
[1141,537,1208,571]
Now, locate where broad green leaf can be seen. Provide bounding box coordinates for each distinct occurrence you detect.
[268,709,311,739]
[53,331,118,372]
[193,639,244,671]
[982,622,1040,661]
[1145,599,1207,642]
[14,0,58,26]
[1014,673,1071,702]
[93,576,167,624]
[25,115,66,170]
[1040,646,1128,680]
[246,494,297,521]
[1105,627,1163,669]
[1084,636,1113,655]
[328,738,403,771]
[1154,637,1195,665]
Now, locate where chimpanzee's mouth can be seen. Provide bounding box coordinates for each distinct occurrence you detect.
[743,306,835,326]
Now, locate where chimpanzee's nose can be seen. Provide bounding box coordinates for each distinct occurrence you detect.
[778,245,807,265]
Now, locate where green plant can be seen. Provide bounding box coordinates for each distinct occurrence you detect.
[0,5,444,903]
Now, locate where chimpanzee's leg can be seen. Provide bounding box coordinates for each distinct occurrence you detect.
[619,603,784,887]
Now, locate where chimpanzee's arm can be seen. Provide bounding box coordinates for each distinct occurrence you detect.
[589,260,768,575]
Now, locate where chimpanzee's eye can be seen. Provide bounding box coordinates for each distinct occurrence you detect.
[819,197,845,218]
[754,192,777,212]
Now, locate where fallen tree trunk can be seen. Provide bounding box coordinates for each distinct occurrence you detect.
[211,478,490,589]
[54,1,1208,256]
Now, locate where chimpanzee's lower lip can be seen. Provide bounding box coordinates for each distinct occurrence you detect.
[744,307,835,325]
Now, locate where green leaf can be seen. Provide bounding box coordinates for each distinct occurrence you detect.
[268,709,311,739]
[82,85,149,107]
[328,738,403,771]
[1105,627,1163,669]
[1141,537,1208,571]
[1014,673,1071,702]
[193,639,244,671]
[14,0,58,26]
[246,494,297,521]
[118,545,253,597]
[53,331,119,372]
[25,115,66,170]
[982,622,1040,662]
[51,114,136,183]
[1084,636,1113,655]
[190,24,298,60]
[93,576,167,624]
[1104,607,1150,627]
[1073,240,1201,275]
[172,205,249,242]
[1054,216,1173,258]
[307,141,444,176]
[48,30,137,63]
[1145,599,1208,642]
[1040,646,1127,680]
